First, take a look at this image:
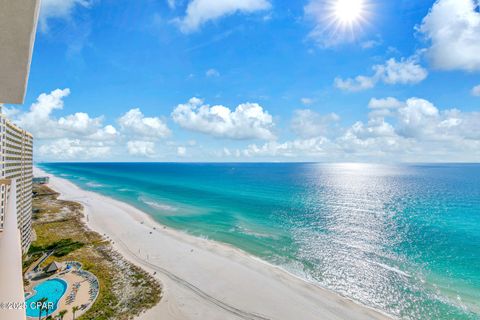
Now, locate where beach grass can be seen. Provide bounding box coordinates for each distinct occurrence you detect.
[24,184,162,320]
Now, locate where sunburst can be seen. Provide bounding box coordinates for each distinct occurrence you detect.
[323,0,372,44]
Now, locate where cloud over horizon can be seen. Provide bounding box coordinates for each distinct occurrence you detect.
[172,97,276,140]
[243,98,480,162]
[5,89,480,162]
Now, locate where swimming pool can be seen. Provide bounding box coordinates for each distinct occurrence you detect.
[25,278,68,318]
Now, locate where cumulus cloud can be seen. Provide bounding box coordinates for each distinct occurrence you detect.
[471,85,480,96]
[12,88,117,141]
[291,109,340,139]
[127,140,156,157]
[118,108,171,139]
[335,57,428,92]
[39,0,91,32]
[347,98,480,157]
[39,138,111,160]
[418,0,480,72]
[395,98,440,138]
[15,88,70,138]
[374,58,428,85]
[87,125,118,141]
[172,97,275,140]
[244,97,480,162]
[57,112,103,135]
[176,0,271,33]
[5,88,121,161]
[206,69,220,77]
[5,89,190,161]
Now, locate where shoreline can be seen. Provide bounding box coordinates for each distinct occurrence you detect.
[34,166,390,320]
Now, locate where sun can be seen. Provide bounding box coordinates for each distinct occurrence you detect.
[321,0,371,43]
[333,0,366,25]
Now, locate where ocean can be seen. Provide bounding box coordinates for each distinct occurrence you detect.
[38,162,480,319]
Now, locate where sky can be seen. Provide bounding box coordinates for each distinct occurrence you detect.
[4,0,480,162]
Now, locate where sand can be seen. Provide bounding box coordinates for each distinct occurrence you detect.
[34,167,390,320]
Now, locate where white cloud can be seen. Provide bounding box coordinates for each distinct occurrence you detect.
[12,88,117,141]
[418,0,480,72]
[19,88,70,134]
[6,88,120,161]
[291,109,339,139]
[334,75,376,92]
[176,0,271,33]
[118,108,171,139]
[368,97,403,109]
[172,97,275,140]
[206,69,220,77]
[39,0,91,32]
[57,112,103,135]
[471,85,480,96]
[177,146,187,156]
[39,138,111,160]
[396,98,440,138]
[335,57,428,92]
[374,58,428,85]
[1,105,20,119]
[244,97,480,162]
[367,97,480,146]
[300,98,314,105]
[88,125,118,141]
[127,141,156,157]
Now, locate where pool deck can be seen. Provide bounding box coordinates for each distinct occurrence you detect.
[25,262,99,319]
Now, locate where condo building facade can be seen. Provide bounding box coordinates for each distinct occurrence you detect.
[0,113,33,252]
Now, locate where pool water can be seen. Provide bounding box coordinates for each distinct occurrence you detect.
[25,278,67,318]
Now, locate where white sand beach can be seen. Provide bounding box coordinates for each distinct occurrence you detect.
[34,167,390,320]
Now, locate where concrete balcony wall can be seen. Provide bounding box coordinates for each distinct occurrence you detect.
[0,0,40,104]
[0,180,26,320]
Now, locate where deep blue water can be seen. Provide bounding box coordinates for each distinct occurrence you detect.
[38,162,480,319]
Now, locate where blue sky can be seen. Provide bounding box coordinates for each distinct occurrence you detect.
[6,0,480,162]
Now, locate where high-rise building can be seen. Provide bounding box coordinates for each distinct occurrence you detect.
[0,114,34,252]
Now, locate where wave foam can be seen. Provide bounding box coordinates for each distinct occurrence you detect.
[138,196,178,212]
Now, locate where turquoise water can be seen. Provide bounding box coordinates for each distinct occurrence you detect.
[25,278,67,317]
[39,162,480,319]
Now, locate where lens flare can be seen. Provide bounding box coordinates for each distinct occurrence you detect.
[333,0,366,25]
[316,0,372,45]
